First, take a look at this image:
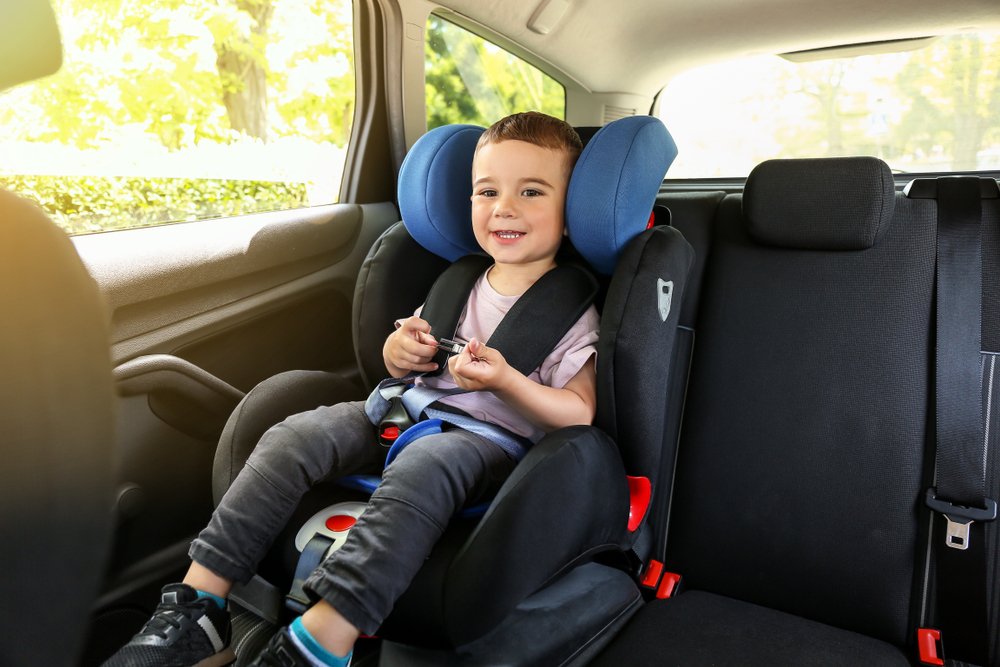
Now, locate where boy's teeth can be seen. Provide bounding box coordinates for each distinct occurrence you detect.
[496,231,523,239]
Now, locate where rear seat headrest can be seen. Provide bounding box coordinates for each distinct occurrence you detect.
[567,116,678,274]
[398,124,486,261]
[743,157,895,251]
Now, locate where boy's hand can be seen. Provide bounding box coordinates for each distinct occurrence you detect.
[449,338,513,392]
[384,317,439,376]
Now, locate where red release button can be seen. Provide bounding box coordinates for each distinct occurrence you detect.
[381,426,399,441]
[325,515,357,532]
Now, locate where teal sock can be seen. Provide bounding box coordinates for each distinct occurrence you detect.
[288,616,352,667]
[195,590,226,610]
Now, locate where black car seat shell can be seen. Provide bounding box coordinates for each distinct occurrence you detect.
[210,117,695,663]
[593,158,1000,665]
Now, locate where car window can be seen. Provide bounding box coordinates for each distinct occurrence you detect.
[659,32,1000,178]
[425,13,565,130]
[0,0,355,234]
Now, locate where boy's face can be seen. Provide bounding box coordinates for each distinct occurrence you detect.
[470,139,570,270]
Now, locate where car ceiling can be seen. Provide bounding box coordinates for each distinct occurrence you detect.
[434,0,1000,98]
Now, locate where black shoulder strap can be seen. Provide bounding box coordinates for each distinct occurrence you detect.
[920,175,998,666]
[487,263,598,376]
[420,254,494,377]
[421,257,598,379]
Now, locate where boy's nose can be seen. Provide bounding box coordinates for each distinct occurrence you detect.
[494,194,516,217]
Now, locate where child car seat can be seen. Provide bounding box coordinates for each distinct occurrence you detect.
[212,116,695,665]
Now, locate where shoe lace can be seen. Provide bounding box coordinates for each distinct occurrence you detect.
[140,601,201,640]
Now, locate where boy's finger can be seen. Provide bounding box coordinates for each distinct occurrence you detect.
[467,338,489,361]
[400,336,438,357]
[395,350,427,365]
[408,362,439,372]
[405,317,432,333]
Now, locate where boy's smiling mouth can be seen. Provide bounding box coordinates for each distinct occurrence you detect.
[493,230,525,242]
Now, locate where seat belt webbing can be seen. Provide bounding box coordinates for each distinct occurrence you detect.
[928,176,996,666]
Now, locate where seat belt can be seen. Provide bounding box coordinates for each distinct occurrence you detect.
[923,175,998,666]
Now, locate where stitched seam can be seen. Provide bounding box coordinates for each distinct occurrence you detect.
[986,355,995,478]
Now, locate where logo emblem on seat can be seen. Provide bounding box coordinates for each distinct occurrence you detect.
[657,279,673,322]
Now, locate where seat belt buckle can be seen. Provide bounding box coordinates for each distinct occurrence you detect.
[917,628,944,666]
[639,560,663,589]
[924,489,997,550]
[655,572,682,599]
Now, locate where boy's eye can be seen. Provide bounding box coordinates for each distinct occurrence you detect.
[522,188,542,197]
[478,189,497,197]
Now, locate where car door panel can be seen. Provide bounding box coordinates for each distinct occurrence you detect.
[73,201,401,603]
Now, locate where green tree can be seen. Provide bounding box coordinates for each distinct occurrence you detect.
[424,15,564,131]
[0,0,355,149]
[893,34,1000,170]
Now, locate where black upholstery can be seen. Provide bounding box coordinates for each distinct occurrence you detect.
[594,159,984,666]
[381,563,641,667]
[213,370,366,505]
[658,191,725,328]
[596,225,694,506]
[0,188,116,666]
[666,191,934,644]
[352,221,450,390]
[743,157,895,250]
[589,591,911,667]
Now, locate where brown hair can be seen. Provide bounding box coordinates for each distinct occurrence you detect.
[475,111,583,174]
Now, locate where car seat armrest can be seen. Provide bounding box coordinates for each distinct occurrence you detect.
[441,425,631,646]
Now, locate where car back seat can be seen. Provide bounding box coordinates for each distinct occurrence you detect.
[591,158,1000,666]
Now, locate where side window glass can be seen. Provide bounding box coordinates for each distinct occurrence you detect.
[659,32,1000,177]
[424,14,565,130]
[0,0,355,234]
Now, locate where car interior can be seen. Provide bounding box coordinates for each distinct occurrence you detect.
[1,0,1000,666]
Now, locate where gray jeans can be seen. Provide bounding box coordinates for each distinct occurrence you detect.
[189,400,517,634]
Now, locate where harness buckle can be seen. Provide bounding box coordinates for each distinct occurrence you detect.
[924,488,997,550]
[378,395,415,447]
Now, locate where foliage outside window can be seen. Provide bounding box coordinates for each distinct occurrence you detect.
[425,15,565,131]
[0,0,355,234]
[660,33,1000,177]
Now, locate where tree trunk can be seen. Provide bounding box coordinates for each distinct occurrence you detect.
[950,36,984,171]
[215,0,273,142]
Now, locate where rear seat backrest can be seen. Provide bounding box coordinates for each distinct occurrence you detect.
[663,157,933,646]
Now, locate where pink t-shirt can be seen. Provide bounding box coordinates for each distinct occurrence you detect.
[403,268,600,443]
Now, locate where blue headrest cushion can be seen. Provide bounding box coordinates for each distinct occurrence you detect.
[565,116,677,274]
[398,124,485,261]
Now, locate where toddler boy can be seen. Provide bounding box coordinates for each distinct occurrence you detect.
[104,111,600,667]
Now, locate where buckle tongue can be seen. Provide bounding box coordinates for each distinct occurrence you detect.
[924,489,998,550]
[943,516,972,550]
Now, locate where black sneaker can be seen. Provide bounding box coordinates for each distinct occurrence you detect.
[247,629,352,667]
[102,583,235,667]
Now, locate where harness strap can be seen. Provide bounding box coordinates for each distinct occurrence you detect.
[420,258,598,377]
[422,408,531,461]
[366,377,531,461]
[421,254,494,377]
[488,263,599,376]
